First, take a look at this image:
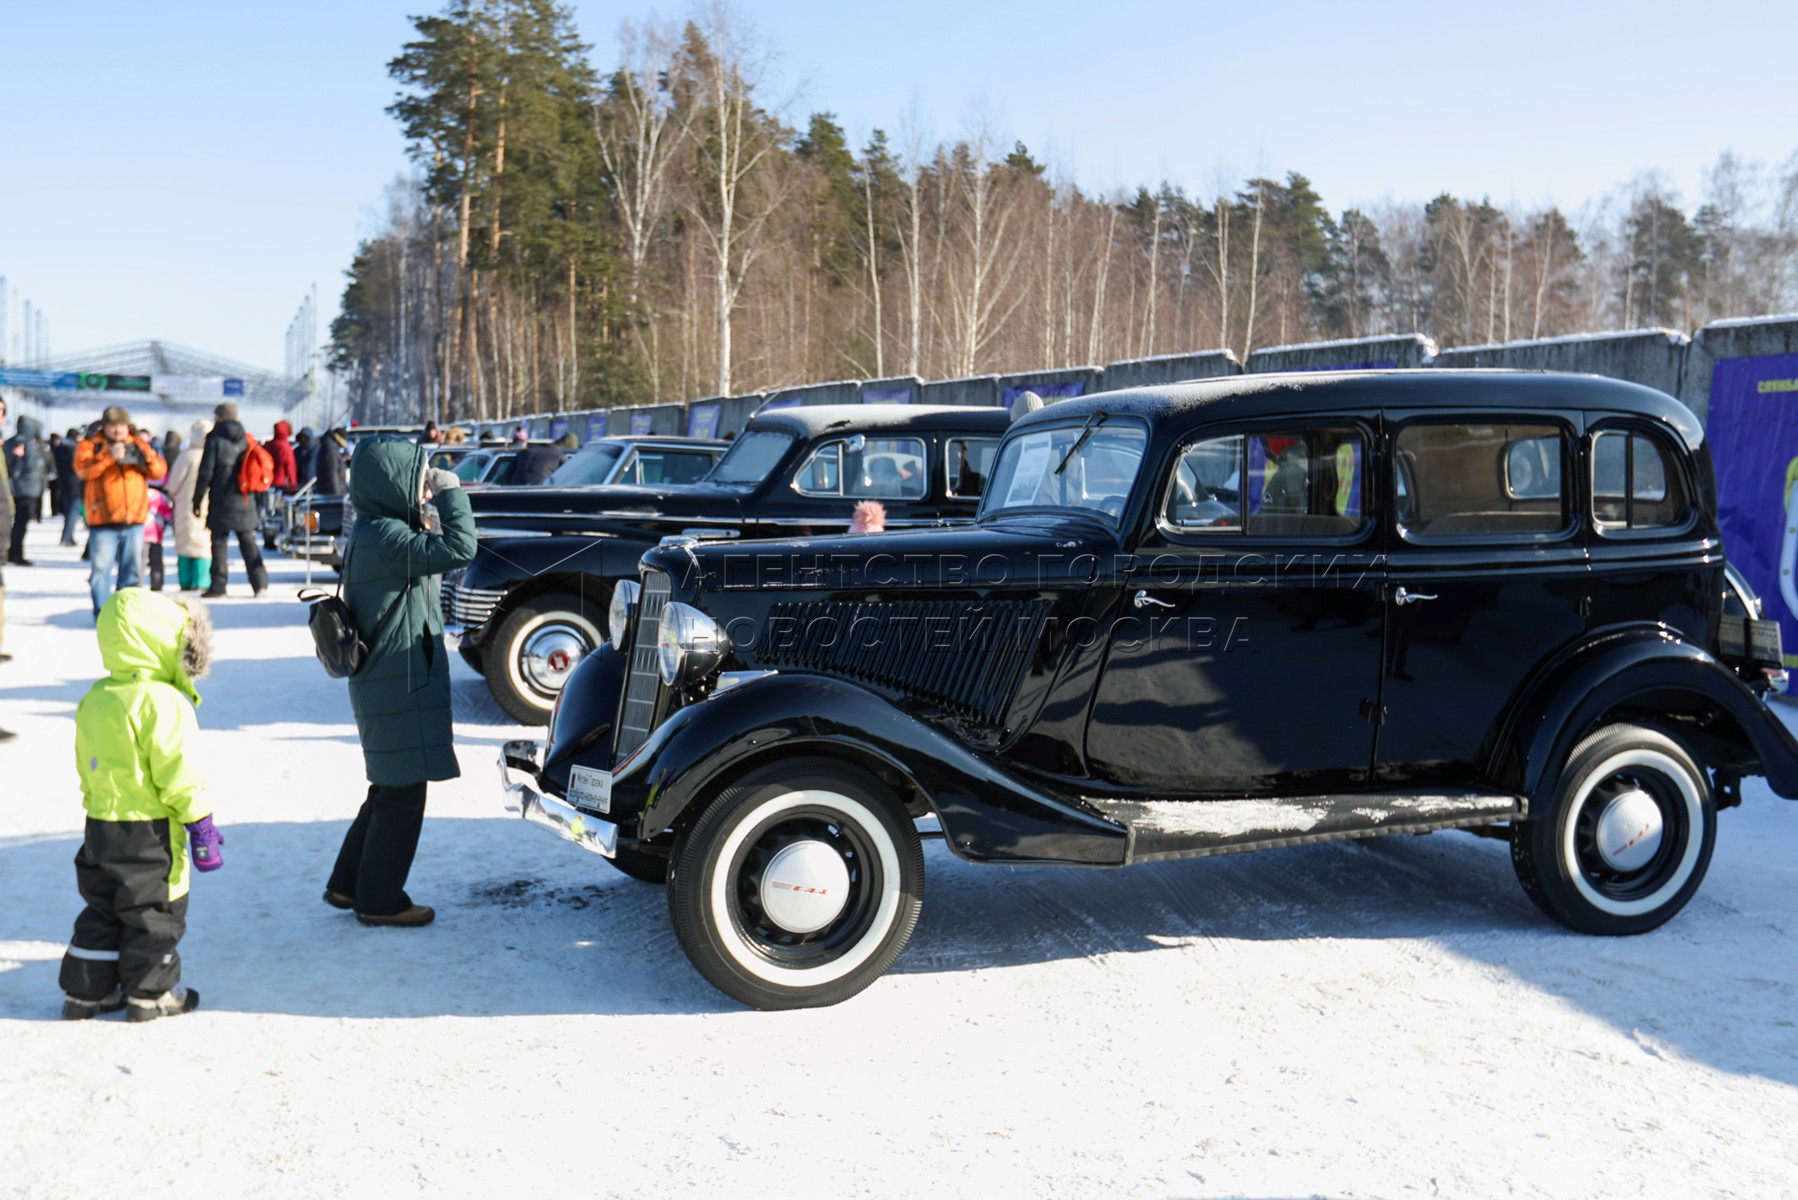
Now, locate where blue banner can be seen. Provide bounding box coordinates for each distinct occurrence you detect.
[586,414,609,441]
[549,416,570,440]
[1709,352,1798,664]
[687,403,721,439]
[861,386,911,404]
[760,397,802,411]
[629,411,654,435]
[1001,380,1085,407]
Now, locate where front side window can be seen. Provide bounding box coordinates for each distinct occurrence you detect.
[709,429,795,487]
[452,454,491,483]
[1164,428,1367,536]
[794,436,928,499]
[981,419,1148,522]
[1592,430,1689,530]
[1396,421,1569,539]
[945,438,1000,497]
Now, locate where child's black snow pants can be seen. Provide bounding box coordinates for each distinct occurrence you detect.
[59,819,186,999]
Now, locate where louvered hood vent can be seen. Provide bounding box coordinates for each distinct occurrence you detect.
[750,599,1051,725]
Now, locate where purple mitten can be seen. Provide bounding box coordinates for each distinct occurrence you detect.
[187,816,224,873]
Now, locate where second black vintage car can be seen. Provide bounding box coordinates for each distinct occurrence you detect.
[450,404,1009,722]
[499,370,1798,1009]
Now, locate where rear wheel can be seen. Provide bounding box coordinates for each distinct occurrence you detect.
[1512,723,1716,935]
[668,761,924,1010]
[483,590,606,726]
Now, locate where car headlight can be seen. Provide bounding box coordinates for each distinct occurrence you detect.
[609,579,640,650]
[656,601,723,686]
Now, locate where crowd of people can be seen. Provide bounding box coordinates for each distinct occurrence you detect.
[0,397,362,744]
[2,396,480,1020]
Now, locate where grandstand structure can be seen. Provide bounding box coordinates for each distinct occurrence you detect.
[6,339,311,415]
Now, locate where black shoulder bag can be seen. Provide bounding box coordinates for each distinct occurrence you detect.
[298,537,411,679]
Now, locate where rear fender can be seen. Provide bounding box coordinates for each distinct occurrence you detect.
[1490,627,1798,803]
[619,674,1127,866]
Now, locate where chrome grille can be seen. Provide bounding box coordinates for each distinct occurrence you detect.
[615,570,672,759]
[751,599,1050,725]
[442,579,506,628]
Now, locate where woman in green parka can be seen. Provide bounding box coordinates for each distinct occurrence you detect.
[325,436,477,927]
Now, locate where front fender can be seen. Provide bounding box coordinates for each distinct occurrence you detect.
[618,674,1127,866]
[464,535,649,595]
[1491,626,1798,802]
[539,643,627,793]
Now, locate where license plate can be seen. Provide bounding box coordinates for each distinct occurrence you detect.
[567,765,613,814]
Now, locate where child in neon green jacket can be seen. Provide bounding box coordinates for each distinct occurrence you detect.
[60,587,222,1022]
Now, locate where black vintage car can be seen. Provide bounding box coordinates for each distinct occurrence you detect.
[451,405,1008,722]
[498,371,1798,1009]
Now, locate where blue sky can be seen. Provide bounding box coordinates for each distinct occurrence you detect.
[2,0,1794,372]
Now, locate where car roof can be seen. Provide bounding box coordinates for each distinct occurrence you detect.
[1010,370,1705,449]
[592,435,725,447]
[747,403,1010,437]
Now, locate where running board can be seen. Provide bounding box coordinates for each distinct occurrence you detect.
[1086,790,1526,865]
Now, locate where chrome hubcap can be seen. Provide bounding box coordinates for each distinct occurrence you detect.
[758,840,851,934]
[1594,788,1664,872]
[520,625,589,693]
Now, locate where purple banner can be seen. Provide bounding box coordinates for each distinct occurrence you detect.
[687,403,721,439]
[1709,352,1798,664]
[585,413,609,441]
[1001,380,1085,407]
[862,386,912,404]
[629,411,654,435]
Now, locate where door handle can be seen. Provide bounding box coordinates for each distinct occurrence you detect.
[1133,590,1176,610]
[1393,587,1438,606]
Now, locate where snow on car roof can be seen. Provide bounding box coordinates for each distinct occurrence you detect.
[1009,369,1705,448]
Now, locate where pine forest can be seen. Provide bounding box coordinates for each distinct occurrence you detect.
[327,0,1798,423]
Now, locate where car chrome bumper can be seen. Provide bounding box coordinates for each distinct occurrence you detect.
[498,740,617,859]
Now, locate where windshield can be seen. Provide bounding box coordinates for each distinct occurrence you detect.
[708,429,794,487]
[546,442,624,487]
[980,419,1148,522]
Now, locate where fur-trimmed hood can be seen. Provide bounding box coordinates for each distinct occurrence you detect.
[96,588,212,705]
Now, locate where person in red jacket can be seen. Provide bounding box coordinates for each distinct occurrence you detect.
[269,420,299,494]
[261,419,300,551]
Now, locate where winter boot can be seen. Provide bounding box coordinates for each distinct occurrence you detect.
[126,987,201,1022]
[357,905,435,928]
[62,990,127,1020]
[322,889,355,910]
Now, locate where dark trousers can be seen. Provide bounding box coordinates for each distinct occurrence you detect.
[208,528,267,594]
[60,819,187,999]
[147,542,165,591]
[7,501,30,561]
[328,782,428,916]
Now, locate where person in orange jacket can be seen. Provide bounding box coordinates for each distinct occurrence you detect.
[73,406,167,615]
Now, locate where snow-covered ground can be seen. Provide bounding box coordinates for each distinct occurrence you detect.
[3,520,1798,1200]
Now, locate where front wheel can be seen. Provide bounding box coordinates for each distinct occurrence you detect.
[668,761,925,1010]
[483,590,606,725]
[1512,723,1717,935]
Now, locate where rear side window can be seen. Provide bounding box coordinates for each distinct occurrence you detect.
[1165,428,1367,537]
[1395,421,1569,539]
[1592,430,1690,531]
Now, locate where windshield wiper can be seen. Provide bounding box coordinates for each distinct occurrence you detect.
[1055,413,1107,475]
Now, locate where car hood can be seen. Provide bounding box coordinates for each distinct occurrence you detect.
[651,518,1116,596]
[467,480,747,528]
